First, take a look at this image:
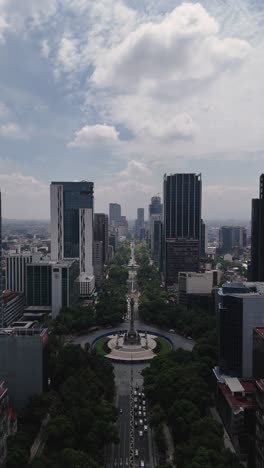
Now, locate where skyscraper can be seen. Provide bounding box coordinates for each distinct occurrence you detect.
[219,226,247,254]
[251,174,264,281]
[109,203,121,227]
[163,173,202,288]
[50,181,94,294]
[135,208,144,239]
[94,213,109,265]
[149,196,163,217]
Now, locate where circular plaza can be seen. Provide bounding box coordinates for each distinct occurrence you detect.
[92,330,173,363]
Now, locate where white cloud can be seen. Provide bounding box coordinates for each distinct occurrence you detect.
[92,3,250,90]
[119,160,151,178]
[0,172,49,219]
[68,124,119,147]
[0,0,58,32]
[0,101,10,120]
[0,15,8,42]
[40,39,50,58]
[0,122,29,140]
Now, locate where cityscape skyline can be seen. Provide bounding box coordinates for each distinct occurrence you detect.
[0,0,263,219]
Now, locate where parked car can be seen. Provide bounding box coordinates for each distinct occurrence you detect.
[139,430,143,437]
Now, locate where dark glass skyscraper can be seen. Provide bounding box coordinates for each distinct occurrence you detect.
[50,181,93,260]
[251,174,264,281]
[109,203,121,226]
[94,213,109,264]
[163,173,202,288]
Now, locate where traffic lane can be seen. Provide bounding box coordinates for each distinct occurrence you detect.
[112,394,130,467]
[74,324,194,352]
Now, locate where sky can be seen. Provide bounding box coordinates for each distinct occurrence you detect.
[0,0,264,220]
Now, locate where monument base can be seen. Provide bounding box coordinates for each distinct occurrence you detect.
[124,331,141,345]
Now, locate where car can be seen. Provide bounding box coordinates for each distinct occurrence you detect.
[134,411,138,417]
[140,461,145,467]
[119,408,123,414]
[139,430,143,437]
[142,400,146,405]
[135,449,139,457]
[187,336,192,340]
[134,420,138,427]
[169,329,175,333]
[144,425,148,432]
[138,392,142,397]
[142,406,146,411]
[133,391,137,396]
[139,419,143,425]
[134,404,138,410]
[144,418,147,423]
[143,412,146,417]
[134,398,138,403]
[142,393,145,398]
[138,405,142,410]
[138,411,142,417]
[119,458,123,466]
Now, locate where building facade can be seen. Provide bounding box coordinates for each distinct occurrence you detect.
[178,270,221,309]
[251,175,264,281]
[253,328,264,380]
[26,260,79,318]
[255,379,264,468]
[219,226,247,254]
[109,203,121,227]
[94,213,109,265]
[0,324,48,414]
[2,291,25,327]
[163,173,202,288]
[217,282,264,377]
[216,376,255,461]
[93,241,104,288]
[5,253,43,294]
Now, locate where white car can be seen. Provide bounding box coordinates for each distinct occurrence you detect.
[139,419,143,425]
[140,461,145,467]
[144,425,148,432]
[138,411,142,417]
[142,400,146,405]
[139,430,143,437]
[135,449,139,457]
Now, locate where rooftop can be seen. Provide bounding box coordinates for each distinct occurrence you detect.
[218,378,254,409]
[255,328,264,338]
[0,322,48,337]
[256,379,264,393]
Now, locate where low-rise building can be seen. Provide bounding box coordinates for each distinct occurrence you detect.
[26,259,79,318]
[2,290,25,326]
[216,376,255,461]
[178,270,221,309]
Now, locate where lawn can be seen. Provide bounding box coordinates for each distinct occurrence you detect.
[154,336,172,355]
[93,337,110,356]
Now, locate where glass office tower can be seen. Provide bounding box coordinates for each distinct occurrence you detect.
[50,181,93,261]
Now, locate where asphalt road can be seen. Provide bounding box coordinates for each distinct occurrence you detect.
[74,242,194,467]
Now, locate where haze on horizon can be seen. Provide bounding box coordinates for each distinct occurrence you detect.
[0,0,263,220]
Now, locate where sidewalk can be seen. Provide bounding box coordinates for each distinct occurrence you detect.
[163,424,176,468]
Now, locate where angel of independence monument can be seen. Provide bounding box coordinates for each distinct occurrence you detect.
[124,298,141,345]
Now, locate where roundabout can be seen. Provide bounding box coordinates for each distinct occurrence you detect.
[92,330,173,362]
[92,296,173,362]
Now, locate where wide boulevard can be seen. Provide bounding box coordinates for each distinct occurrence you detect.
[74,242,194,468]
